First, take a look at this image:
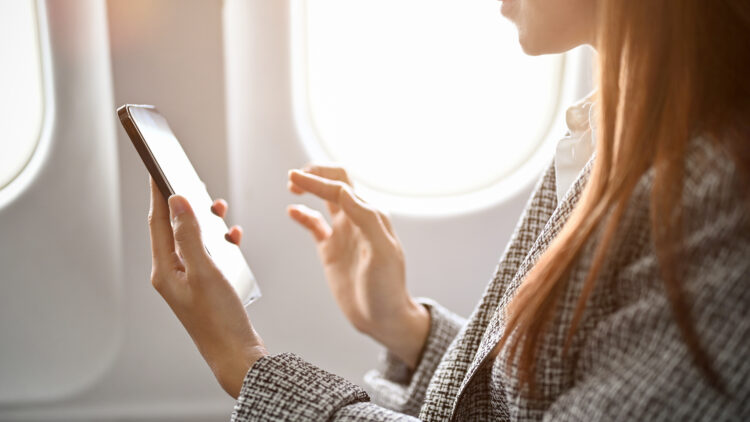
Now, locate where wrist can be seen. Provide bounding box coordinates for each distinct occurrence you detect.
[215,344,268,399]
[371,298,430,369]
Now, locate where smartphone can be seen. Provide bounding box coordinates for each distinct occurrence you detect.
[117,104,261,306]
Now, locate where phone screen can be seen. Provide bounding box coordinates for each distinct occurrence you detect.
[118,104,261,306]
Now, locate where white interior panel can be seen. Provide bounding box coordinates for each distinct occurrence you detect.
[0,0,122,404]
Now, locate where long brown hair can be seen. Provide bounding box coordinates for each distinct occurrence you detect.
[499,0,750,394]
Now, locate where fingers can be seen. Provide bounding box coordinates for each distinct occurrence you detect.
[377,210,396,237]
[288,181,305,195]
[287,204,332,242]
[209,199,242,245]
[149,178,177,272]
[288,165,351,213]
[287,165,351,193]
[288,170,346,203]
[225,225,243,245]
[211,199,228,218]
[288,170,391,244]
[168,195,211,271]
[337,188,391,244]
[302,165,352,185]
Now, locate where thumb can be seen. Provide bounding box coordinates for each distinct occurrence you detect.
[168,195,210,270]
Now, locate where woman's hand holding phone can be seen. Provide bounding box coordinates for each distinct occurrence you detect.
[147,163,431,403]
[287,166,430,368]
[147,179,266,399]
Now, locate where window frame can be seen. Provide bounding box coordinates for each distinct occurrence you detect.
[290,1,575,216]
[0,0,54,209]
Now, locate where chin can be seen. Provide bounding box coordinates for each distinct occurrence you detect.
[518,31,581,56]
[518,41,545,56]
[517,33,547,56]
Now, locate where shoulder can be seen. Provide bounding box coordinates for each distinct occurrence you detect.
[600,136,749,303]
[680,138,748,229]
[624,137,747,235]
[614,136,750,301]
[558,139,750,420]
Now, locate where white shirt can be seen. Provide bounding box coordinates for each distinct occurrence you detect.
[554,94,597,203]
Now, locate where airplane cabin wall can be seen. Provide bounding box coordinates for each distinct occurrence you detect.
[0,0,593,420]
[0,0,122,408]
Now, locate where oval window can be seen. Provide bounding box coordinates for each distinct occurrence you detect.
[299,0,563,198]
[0,0,44,190]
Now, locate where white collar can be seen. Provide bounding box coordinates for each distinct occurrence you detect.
[554,94,597,204]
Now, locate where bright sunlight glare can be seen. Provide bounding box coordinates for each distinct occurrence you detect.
[304,0,563,197]
[0,0,43,190]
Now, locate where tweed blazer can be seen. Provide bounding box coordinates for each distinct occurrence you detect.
[231,139,749,421]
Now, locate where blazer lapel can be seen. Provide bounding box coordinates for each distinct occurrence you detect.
[420,163,559,421]
[450,155,595,418]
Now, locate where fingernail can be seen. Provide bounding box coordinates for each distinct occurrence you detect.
[169,195,188,219]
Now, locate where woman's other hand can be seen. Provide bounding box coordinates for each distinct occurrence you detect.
[287,166,429,368]
[148,178,266,399]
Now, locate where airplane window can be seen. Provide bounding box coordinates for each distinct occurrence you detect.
[299,0,563,199]
[0,0,43,190]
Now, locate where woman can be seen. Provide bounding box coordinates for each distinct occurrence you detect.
[147,0,750,420]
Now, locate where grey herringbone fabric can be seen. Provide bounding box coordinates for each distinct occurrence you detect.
[231,139,750,421]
